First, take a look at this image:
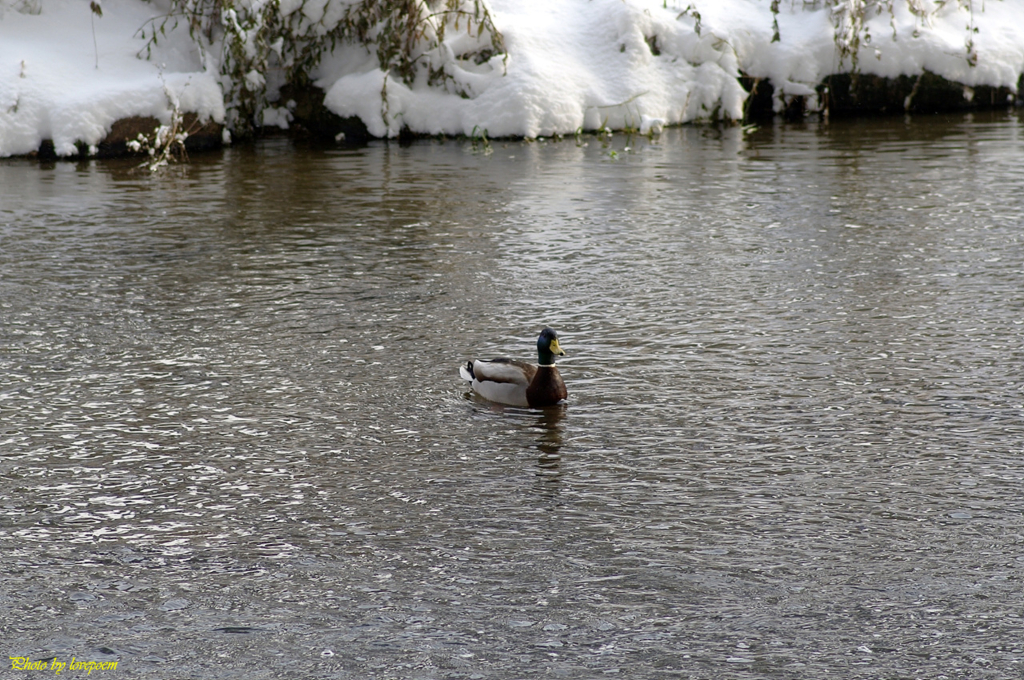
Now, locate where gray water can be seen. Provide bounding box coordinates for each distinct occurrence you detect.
[2,113,1023,679]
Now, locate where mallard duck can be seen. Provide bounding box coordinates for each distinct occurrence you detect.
[460,328,568,408]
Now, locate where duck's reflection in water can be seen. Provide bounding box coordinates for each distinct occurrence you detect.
[533,405,565,476]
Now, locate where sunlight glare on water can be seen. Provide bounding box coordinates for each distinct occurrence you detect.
[2,112,1024,678]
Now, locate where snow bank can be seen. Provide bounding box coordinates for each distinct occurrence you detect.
[0,0,223,157]
[1,0,1022,155]
[700,0,1024,112]
[320,0,1023,136]
[320,0,1024,137]
[321,0,747,138]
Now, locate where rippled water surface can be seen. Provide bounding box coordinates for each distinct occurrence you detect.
[3,113,1024,678]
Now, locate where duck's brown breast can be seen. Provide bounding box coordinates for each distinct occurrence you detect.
[526,366,567,407]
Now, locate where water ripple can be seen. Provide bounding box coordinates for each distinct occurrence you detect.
[3,116,1024,677]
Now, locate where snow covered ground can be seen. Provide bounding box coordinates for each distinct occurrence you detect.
[2,0,1023,156]
[0,0,224,156]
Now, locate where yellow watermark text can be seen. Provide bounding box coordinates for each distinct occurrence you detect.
[10,656,118,675]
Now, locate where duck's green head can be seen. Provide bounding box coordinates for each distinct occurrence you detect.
[537,327,565,365]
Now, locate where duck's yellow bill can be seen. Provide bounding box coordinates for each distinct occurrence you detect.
[550,338,566,356]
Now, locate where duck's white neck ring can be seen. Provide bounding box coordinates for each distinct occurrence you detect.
[537,363,557,368]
